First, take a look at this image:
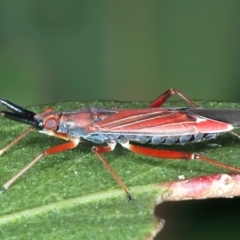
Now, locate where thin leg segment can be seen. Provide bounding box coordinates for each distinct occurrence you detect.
[121,142,240,174]
[148,89,197,108]
[0,126,34,156]
[0,139,79,193]
[92,144,132,200]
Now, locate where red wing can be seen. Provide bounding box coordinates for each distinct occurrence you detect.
[95,108,232,136]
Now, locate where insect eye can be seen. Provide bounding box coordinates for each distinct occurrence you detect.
[44,117,58,130]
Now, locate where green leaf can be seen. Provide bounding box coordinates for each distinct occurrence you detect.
[0,100,240,239]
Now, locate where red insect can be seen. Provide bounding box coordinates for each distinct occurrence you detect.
[1,89,240,199]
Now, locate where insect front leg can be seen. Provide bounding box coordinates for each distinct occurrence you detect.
[0,98,41,156]
[0,139,80,193]
[92,142,132,200]
[120,141,240,174]
[0,126,34,156]
[148,89,197,108]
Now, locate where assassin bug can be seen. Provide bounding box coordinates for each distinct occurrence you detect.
[1,89,240,200]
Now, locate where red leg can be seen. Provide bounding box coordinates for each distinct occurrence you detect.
[92,143,131,200]
[149,89,240,141]
[0,139,80,193]
[121,141,240,174]
[148,89,197,108]
[0,125,72,158]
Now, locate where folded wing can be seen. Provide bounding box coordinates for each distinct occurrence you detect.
[95,108,232,136]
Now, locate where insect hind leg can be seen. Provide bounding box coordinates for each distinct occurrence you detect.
[148,89,197,108]
[120,141,240,174]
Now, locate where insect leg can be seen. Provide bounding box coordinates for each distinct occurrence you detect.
[148,89,197,108]
[149,89,240,139]
[0,126,34,156]
[0,139,80,193]
[121,141,240,174]
[230,131,240,140]
[92,143,132,200]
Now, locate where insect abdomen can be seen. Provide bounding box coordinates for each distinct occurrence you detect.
[86,132,220,145]
[119,133,220,145]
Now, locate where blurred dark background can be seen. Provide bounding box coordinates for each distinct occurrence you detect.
[1,1,240,106]
[1,1,240,240]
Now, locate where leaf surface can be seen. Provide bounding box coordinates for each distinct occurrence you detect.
[1,100,240,239]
